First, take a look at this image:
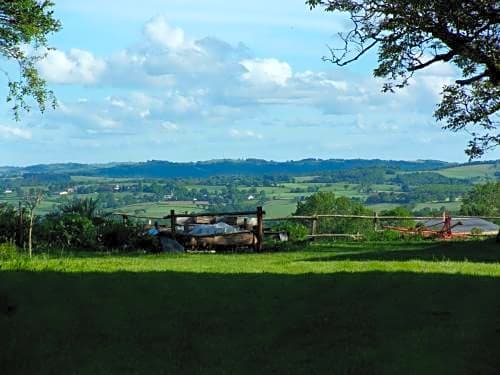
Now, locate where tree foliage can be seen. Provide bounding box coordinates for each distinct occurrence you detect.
[460,181,499,217]
[0,0,61,119]
[295,191,373,234]
[307,0,499,158]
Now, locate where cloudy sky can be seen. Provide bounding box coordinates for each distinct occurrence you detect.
[0,0,498,166]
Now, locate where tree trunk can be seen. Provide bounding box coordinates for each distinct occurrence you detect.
[28,214,34,258]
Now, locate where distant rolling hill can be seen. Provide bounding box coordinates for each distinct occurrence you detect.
[0,159,498,179]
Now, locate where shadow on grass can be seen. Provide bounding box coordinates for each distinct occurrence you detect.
[1,270,500,374]
[302,239,500,264]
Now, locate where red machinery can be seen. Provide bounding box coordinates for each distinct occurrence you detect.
[383,213,465,239]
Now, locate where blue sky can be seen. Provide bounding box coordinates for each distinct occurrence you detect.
[0,0,498,166]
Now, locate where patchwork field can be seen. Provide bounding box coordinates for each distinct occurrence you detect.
[2,162,498,220]
[1,240,499,374]
[437,163,499,179]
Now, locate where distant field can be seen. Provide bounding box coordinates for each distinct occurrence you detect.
[365,203,401,212]
[0,195,58,215]
[70,176,137,183]
[1,240,499,374]
[437,163,499,179]
[413,201,462,212]
[365,201,462,214]
[264,199,297,218]
[118,202,204,218]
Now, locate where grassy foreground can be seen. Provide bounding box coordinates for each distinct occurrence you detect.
[1,240,500,374]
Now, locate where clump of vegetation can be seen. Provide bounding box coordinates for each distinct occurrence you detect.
[0,198,157,254]
[38,213,98,250]
[0,204,19,243]
[470,227,484,236]
[0,241,18,260]
[295,192,374,235]
[379,207,416,228]
[460,182,499,220]
[276,222,309,241]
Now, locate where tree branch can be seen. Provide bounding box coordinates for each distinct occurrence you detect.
[456,71,489,85]
[408,50,455,71]
[324,39,378,66]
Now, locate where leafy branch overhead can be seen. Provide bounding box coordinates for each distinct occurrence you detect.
[307,0,499,158]
[0,0,61,119]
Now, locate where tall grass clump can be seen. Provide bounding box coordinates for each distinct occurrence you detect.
[0,241,19,260]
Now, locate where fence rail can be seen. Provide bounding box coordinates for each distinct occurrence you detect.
[110,209,499,246]
[265,214,500,221]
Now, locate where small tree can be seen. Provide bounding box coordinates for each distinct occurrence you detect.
[24,190,43,257]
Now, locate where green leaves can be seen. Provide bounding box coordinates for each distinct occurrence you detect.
[460,182,500,217]
[0,0,60,119]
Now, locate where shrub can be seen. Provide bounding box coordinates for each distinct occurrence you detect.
[0,204,19,243]
[295,192,374,235]
[0,241,18,260]
[59,197,100,220]
[470,227,483,236]
[276,222,309,241]
[37,213,97,250]
[98,220,151,251]
[379,207,416,228]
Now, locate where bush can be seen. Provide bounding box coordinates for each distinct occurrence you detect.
[379,207,416,228]
[0,241,18,260]
[295,192,374,235]
[276,222,309,241]
[0,204,19,243]
[98,220,152,251]
[470,227,483,235]
[37,213,97,250]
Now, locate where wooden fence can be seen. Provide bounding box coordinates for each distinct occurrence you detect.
[114,207,266,252]
[112,208,500,244]
[264,213,500,238]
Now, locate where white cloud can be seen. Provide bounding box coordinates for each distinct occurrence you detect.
[240,58,292,86]
[143,15,188,49]
[161,121,180,131]
[30,17,458,160]
[229,129,263,139]
[0,125,32,140]
[38,49,106,84]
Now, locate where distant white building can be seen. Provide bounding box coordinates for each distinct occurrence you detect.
[3,189,13,194]
[247,195,255,200]
[114,184,120,191]
[59,191,69,196]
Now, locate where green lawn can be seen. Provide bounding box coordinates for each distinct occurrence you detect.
[1,240,500,374]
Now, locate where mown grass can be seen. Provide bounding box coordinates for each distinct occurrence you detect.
[1,240,500,374]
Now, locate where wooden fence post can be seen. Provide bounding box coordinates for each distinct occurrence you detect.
[170,210,176,240]
[311,216,318,236]
[373,212,379,231]
[256,206,264,252]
